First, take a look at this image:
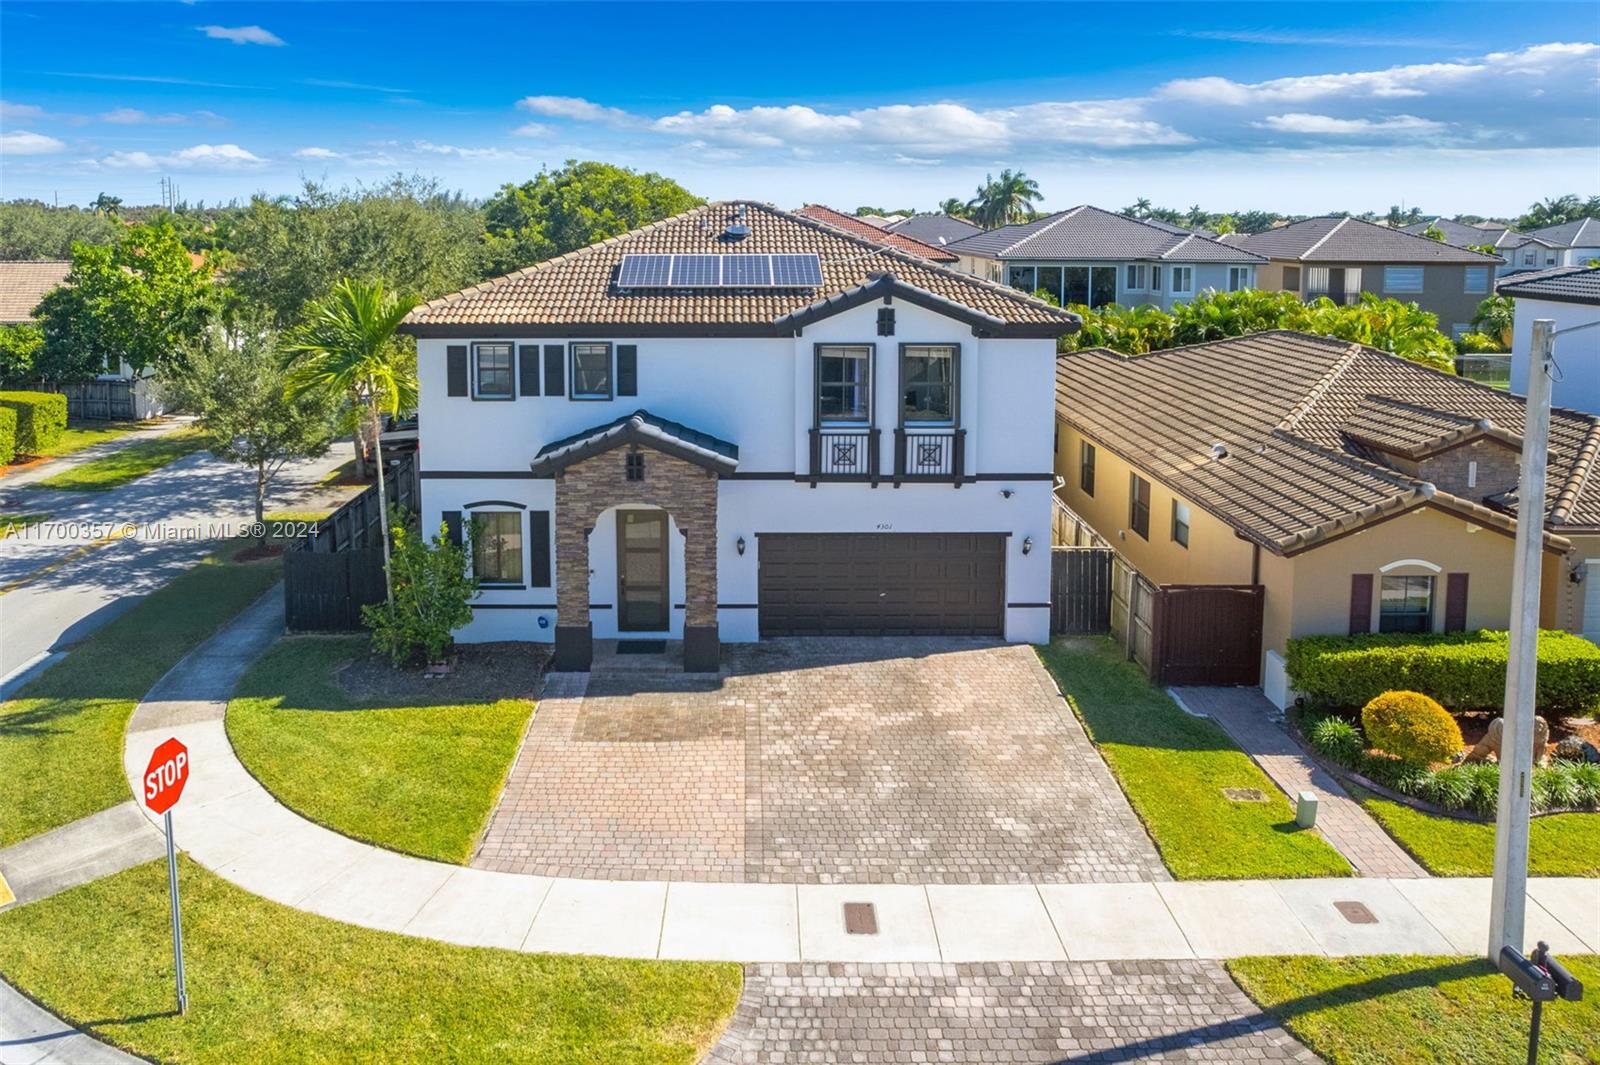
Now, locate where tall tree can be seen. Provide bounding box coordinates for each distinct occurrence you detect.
[0,201,120,259]
[1122,197,1154,220]
[481,160,701,278]
[1519,194,1591,229]
[967,170,1042,229]
[90,193,122,218]
[285,279,419,603]
[937,197,970,219]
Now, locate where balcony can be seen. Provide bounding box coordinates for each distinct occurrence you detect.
[808,427,880,485]
[806,426,968,486]
[894,427,965,486]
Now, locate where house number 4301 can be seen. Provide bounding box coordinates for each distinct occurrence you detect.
[875,522,893,530]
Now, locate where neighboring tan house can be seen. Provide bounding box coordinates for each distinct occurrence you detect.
[1503,218,1600,273]
[1233,216,1504,337]
[946,205,1266,310]
[0,260,71,326]
[399,200,1079,671]
[886,214,983,247]
[1503,266,1600,415]
[794,204,961,263]
[1053,330,1600,706]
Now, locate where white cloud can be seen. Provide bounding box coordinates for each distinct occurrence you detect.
[306,78,412,94]
[198,25,285,46]
[410,141,530,161]
[0,130,67,156]
[99,107,188,125]
[1,101,48,121]
[511,122,551,138]
[517,95,640,125]
[293,146,342,159]
[100,143,266,170]
[1257,113,1445,135]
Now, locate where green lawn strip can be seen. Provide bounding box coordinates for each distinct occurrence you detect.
[1353,785,1600,877]
[0,858,741,1065]
[1035,639,1351,879]
[41,420,150,460]
[0,512,49,538]
[226,636,534,864]
[1229,954,1600,1065]
[0,543,283,846]
[28,427,207,491]
[261,509,333,524]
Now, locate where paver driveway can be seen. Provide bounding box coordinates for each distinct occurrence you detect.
[474,639,1168,884]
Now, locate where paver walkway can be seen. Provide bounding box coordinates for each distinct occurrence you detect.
[1173,687,1428,879]
[479,640,1170,884]
[704,961,1319,1063]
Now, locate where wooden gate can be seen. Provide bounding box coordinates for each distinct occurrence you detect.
[1151,584,1264,686]
[59,380,137,421]
[1050,547,1112,635]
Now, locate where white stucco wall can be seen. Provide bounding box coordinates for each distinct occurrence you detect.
[1510,295,1600,414]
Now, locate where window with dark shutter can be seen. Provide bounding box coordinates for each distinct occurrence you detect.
[877,307,895,336]
[543,344,564,396]
[529,510,551,588]
[1348,573,1373,634]
[443,510,463,547]
[518,345,540,397]
[1444,572,1469,632]
[617,344,638,396]
[446,346,468,397]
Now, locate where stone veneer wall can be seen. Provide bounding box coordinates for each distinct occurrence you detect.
[1417,438,1521,501]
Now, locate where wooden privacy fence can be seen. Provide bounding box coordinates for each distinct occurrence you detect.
[1052,494,1109,548]
[1109,555,1157,675]
[57,380,138,421]
[283,453,417,632]
[1050,547,1113,635]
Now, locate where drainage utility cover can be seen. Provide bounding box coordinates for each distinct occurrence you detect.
[1334,900,1379,925]
[1222,788,1267,802]
[843,902,878,935]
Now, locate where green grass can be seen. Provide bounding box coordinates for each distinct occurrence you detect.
[29,427,207,491]
[1356,786,1600,876]
[41,419,150,459]
[0,543,283,846]
[1230,954,1600,1064]
[0,857,741,1065]
[1036,639,1351,879]
[0,512,49,537]
[227,637,534,863]
[261,510,332,524]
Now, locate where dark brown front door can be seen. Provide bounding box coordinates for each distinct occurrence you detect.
[757,533,1005,636]
[617,510,669,631]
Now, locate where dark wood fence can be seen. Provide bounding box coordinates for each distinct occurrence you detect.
[1150,584,1264,686]
[57,380,138,421]
[283,453,417,632]
[1050,547,1113,635]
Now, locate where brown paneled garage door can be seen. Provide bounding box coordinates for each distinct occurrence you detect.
[758,533,1005,636]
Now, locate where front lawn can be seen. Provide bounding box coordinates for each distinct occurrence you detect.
[0,858,741,1065]
[227,637,535,863]
[41,419,150,459]
[1356,786,1600,877]
[1230,954,1600,1064]
[1036,639,1351,879]
[0,542,283,846]
[29,426,207,491]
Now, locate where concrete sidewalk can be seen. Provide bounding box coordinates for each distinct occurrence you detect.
[0,418,188,492]
[113,592,1598,965]
[0,803,162,910]
[0,980,140,1065]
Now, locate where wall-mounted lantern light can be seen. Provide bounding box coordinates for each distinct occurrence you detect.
[736,536,747,556]
[1022,536,1034,555]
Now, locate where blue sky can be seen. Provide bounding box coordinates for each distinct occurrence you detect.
[2,1,1596,215]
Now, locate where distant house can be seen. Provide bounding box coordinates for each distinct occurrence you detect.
[1054,330,1600,704]
[1501,266,1600,414]
[1503,218,1600,273]
[946,205,1266,311]
[794,205,960,263]
[1234,216,1503,337]
[0,260,71,326]
[885,214,983,247]
[1399,219,1526,276]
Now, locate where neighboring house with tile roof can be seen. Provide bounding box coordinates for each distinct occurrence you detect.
[794,204,960,263]
[1503,266,1600,416]
[400,200,1081,670]
[1502,217,1600,274]
[1399,218,1517,251]
[1053,330,1600,702]
[945,205,1266,312]
[885,213,983,247]
[1235,217,1505,337]
[0,260,71,324]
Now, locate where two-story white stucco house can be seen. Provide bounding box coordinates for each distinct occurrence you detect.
[1503,266,1600,415]
[398,201,1080,671]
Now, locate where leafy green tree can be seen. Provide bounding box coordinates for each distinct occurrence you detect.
[229,175,484,325]
[1171,289,1308,345]
[362,514,478,666]
[1472,294,1516,348]
[0,201,119,259]
[1422,224,1446,242]
[937,197,970,219]
[166,323,338,547]
[286,279,419,602]
[1518,194,1588,229]
[967,170,1042,229]
[0,323,43,384]
[1212,215,1238,236]
[481,160,701,278]
[1231,210,1283,235]
[33,218,216,384]
[1061,303,1177,355]
[851,206,915,218]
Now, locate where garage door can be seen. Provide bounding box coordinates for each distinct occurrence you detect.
[758,533,1005,636]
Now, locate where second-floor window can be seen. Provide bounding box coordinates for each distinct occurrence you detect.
[1171,500,1190,548]
[473,342,513,399]
[1228,267,1251,291]
[1523,249,1536,265]
[901,345,956,423]
[570,343,612,400]
[817,344,871,422]
[1129,472,1150,539]
[472,511,523,585]
[1384,266,1424,293]
[1079,441,1096,496]
[1464,267,1489,294]
[1170,267,1194,294]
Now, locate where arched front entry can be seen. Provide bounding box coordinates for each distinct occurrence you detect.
[585,505,688,638]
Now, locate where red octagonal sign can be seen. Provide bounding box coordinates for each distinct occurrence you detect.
[143,738,189,816]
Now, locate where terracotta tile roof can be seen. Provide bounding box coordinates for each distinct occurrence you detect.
[1499,266,1600,307]
[1237,216,1504,264]
[947,206,1264,264]
[402,201,1076,338]
[1055,330,1600,553]
[0,260,70,323]
[795,204,960,262]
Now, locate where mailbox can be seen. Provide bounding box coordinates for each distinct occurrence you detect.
[1499,946,1557,1001]
[1537,948,1585,1003]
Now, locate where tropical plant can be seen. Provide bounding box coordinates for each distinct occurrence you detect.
[1061,302,1177,354]
[1122,197,1154,220]
[90,192,123,217]
[1421,224,1446,242]
[1472,294,1516,348]
[1517,194,1595,230]
[937,197,970,219]
[1299,293,1456,372]
[1170,289,1306,345]
[966,170,1042,229]
[1454,331,1505,355]
[362,513,478,666]
[285,279,419,602]
[0,201,120,259]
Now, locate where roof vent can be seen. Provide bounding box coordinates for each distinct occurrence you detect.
[1419,481,1437,498]
[1209,442,1230,461]
[724,204,750,240]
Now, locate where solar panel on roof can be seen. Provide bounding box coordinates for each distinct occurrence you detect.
[721,254,772,287]
[616,254,672,288]
[670,254,721,286]
[771,254,823,287]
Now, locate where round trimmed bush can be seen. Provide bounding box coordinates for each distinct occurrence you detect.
[1360,690,1464,767]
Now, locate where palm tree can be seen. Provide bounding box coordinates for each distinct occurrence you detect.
[1521,194,1584,229]
[937,197,969,219]
[286,278,418,603]
[1123,197,1153,220]
[967,170,1042,229]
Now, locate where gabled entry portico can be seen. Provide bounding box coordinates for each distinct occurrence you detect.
[530,411,738,672]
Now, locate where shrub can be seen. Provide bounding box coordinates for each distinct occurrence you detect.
[1453,331,1505,355]
[361,512,477,666]
[1535,761,1580,811]
[1572,763,1600,806]
[0,406,14,465]
[0,390,67,455]
[1421,764,1478,809]
[1361,691,1463,766]
[1307,715,1364,763]
[1285,629,1600,716]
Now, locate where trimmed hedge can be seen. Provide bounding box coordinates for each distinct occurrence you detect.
[0,406,15,466]
[1286,630,1600,716]
[0,391,66,456]
[1362,691,1463,766]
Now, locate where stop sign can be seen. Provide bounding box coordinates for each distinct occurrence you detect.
[143,738,189,815]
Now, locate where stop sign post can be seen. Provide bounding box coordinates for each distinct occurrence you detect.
[143,738,190,1015]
